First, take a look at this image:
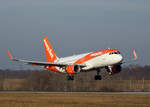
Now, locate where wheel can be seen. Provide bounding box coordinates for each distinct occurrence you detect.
[67,75,74,80]
[94,75,102,80]
[109,72,113,75]
[70,75,74,80]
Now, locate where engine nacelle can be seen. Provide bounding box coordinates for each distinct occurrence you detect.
[66,65,81,74]
[106,65,122,75]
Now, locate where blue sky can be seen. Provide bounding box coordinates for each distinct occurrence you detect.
[0,0,150,69]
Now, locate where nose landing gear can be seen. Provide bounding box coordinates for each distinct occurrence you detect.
[94,69,102,80]
[95,75,102,80]
[67,75,74,80]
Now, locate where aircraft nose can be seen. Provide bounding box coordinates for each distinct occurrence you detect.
[118,55,123,63]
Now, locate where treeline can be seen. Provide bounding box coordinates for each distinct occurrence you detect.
[0,65,150,92]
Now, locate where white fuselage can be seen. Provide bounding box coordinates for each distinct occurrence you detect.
[55,52,123,72]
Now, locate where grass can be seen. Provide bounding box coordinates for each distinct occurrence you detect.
[3,79,150,92]
[0,93,149,107]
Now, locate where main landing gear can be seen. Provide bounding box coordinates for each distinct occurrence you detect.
[66,69,102,80]
[67,75,74,80]
[94,69,102,80]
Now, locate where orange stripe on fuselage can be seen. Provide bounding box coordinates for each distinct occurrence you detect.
[45,49,119,73]
[74,49,119,64]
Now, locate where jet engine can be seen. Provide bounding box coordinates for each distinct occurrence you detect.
[66,65,81,74]
[106,65,122,75]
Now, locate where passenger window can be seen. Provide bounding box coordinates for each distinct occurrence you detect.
[110,52,120,55]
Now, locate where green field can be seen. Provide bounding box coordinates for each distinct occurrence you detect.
[0,93,149,107]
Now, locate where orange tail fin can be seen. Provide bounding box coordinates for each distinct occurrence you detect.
[43,37,58,62]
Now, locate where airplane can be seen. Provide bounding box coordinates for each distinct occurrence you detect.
[7,37,137,80]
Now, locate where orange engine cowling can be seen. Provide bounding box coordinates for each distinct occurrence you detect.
[66,65,81,74]
[106,65,122,75]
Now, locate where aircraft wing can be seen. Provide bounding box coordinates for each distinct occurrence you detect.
[7,50,86,67]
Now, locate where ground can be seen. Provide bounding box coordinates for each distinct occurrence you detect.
[0,92,149,107]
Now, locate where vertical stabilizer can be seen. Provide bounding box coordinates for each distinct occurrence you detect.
[43,37,58,62]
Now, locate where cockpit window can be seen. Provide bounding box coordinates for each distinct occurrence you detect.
[109,52,120,55]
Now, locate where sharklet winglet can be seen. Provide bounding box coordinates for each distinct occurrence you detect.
[133,48,138,60]
[7,50,13,60]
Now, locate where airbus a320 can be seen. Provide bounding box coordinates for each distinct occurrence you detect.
[8,37,137,80]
